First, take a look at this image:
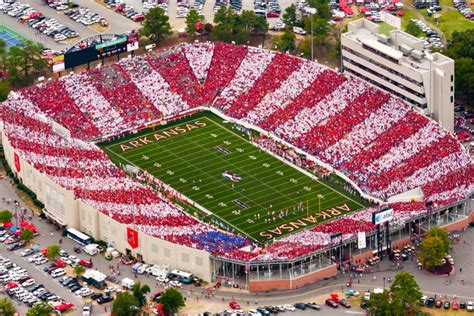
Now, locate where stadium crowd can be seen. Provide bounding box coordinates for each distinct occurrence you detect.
[1,42,472,262]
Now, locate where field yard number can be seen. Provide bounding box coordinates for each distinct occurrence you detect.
[210,133,218,138]
[236,148,244,153]
[180,178,187,183]
[276,170,284,176]
[232,210,241,215]
[304,186,311,191]
[290,178,298,184]
[246,219,254,224]
[167,170,174,176]
[262,163,270,168]
[205,194,214,199]
[218,202,227,207]
[192,186,200,191]
[249,155,257,160]
[153,162,162,168]
[142,155,149,160]
[224,141,231,145]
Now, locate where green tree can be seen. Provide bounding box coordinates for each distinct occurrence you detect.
[444,30,474,106]
[0,80,11,101]
[405,21,422,37]
[418,235,446,269]
[210,8,267,44]
[26,302,52,316]
[160,288,185,315]
[304,15,329,45]
[0,210,12,224]
[282,4,302,27]
[272,30,296,52]
[19,228,34,243]
[366,291,392,316]
[131,281,151,308]
[0,297,16,316]
[185,9,204,38]
[112,292,140,316]
[46,245,61,260]
[426,227,451,254]
[140,7,173,44]
[7,41,46,76]
[74,265,86,279]
[0,39,7,73]
[390,272,423,315]
[307,0,330,20]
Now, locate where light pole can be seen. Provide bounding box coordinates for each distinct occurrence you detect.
[383,276,386,289]
[305,7,317,61]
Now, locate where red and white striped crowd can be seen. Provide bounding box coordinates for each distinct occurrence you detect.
[1,42,472,262]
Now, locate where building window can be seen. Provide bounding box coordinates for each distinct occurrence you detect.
[450,86,453,92]
[164,248,171,258]
[181,253,189,263]
[451,96,454,103]
[151,244,158,253]
[451,75,454,82]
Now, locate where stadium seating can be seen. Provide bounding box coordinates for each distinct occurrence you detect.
[2,42,472,262]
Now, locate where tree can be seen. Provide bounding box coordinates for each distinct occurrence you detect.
[0,210,12,224]
[160,288,185,315]
[131,281,151,308]
[0,297,16,316]
[272,30,296,52]
[26,302,52,316]
[46,245,61,260]
[426,227,451,254]
[19,228,34,243]
[140,7,172,44]
[418,235,446,270]
[366,291,392,316]
[282,4,302,28]
[444,30,474,106]
[7,41,47,76]
[73,265,85,279]
[185,9,203,38]
[0,39,7,73]
[304,15,330,45]
[405,21,422,37]
[390,272,423,315]
[112,292,140,316]
[210,8,267,45]
[0,80,11,101]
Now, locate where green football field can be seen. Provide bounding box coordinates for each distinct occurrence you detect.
[102,112,368,243]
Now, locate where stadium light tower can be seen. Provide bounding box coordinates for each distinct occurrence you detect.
[305,7,318,61]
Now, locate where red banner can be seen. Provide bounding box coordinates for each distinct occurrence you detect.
[127,227,139,249]
[14,153,20,173]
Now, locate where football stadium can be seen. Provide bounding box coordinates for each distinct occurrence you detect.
[1,42,472,291]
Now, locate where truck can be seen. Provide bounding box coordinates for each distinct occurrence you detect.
[121,277,135,290]
[82,244,102,256]
[149,264,169,278]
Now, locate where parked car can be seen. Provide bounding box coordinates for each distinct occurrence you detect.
[326,299,338,308]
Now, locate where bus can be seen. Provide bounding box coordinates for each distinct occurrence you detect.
[168,270,194,284]
[66,228,92,246]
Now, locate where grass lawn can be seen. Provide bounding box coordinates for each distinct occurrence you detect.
[437,10,474,40]
[101,111,369,244]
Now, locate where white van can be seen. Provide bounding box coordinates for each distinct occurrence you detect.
[121,277,135,290]
[51,269,66,278]
[83,244,100,256]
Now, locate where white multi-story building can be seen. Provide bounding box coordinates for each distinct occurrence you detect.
[341,19,455,132]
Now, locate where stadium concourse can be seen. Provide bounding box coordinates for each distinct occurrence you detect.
[0,42,472,288]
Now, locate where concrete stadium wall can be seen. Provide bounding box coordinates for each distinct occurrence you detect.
[248,264,337,292]
[1,131,212,282]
